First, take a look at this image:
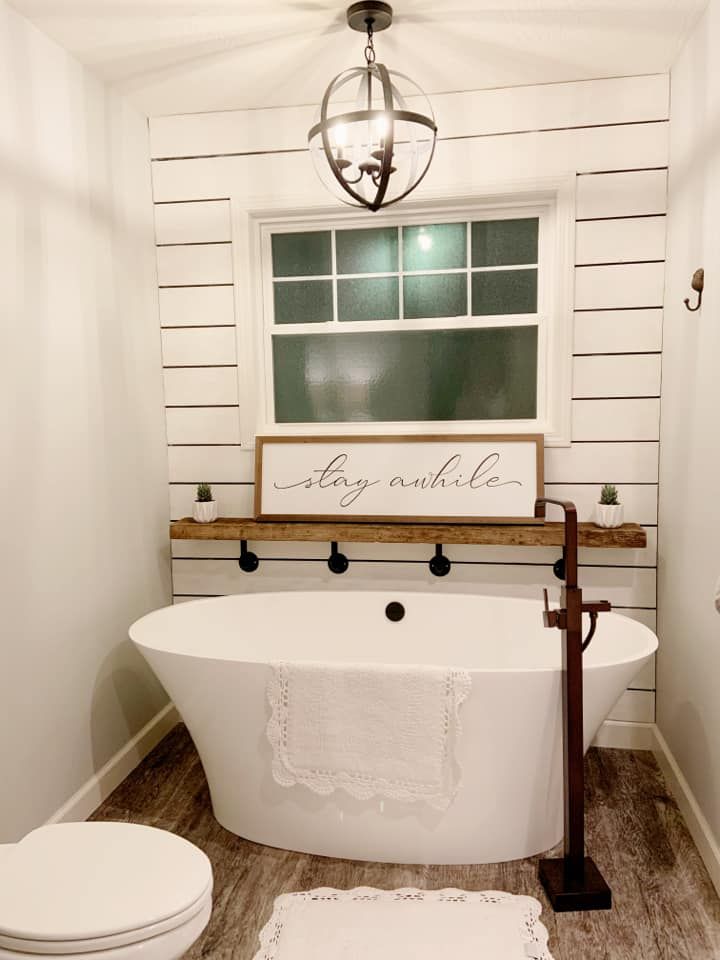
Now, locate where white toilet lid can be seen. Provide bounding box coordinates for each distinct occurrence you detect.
[0,822,213,947]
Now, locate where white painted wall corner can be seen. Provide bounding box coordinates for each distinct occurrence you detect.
[45,704,179,827]
[595,721,720,897]
[652,725,720,898]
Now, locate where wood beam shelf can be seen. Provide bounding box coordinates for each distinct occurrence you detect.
[170,518,646,549]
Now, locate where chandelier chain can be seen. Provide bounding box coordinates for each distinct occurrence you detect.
[364,19,376,65]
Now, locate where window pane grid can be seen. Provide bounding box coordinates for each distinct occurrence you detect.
[270,220,539,326]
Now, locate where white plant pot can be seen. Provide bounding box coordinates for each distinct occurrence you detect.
[193,500,218,523]
[594,503,624,528]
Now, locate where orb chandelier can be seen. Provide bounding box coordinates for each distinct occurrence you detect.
[308,2,437,212]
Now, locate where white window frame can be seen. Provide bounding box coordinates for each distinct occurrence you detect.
[231,177,575,448]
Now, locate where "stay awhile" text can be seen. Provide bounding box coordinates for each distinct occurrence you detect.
[273,452,522,508]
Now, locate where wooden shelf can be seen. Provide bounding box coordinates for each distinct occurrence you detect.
[170,518,646,549]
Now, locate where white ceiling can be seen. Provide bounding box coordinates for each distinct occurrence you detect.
[9,0,707,117]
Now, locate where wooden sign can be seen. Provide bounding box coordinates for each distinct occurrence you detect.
[254,435,544,523]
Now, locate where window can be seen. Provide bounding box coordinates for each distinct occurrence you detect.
[241,192,573,445]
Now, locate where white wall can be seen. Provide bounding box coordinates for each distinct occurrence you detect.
[0,0,171,841]
[151,75,668,742]
[657,0,720,848]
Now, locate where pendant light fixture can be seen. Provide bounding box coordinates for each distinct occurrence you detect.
[308,2,437,212]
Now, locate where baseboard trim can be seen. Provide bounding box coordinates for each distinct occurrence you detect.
[651,725,720,897]
[592,719,655,750]
[46,703,180,826]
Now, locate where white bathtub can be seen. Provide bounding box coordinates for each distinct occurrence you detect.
[130,591,657,865]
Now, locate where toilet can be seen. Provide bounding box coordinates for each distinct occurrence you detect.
[0,822,212,960]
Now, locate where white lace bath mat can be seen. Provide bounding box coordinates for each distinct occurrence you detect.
[252,887,553,960]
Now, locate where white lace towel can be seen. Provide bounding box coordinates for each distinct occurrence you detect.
[266,662,471,810]
[253,887,553,960]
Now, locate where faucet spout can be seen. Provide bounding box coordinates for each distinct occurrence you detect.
[535,497,578,588]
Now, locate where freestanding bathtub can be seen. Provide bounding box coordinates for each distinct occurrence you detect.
[130,591,657,865]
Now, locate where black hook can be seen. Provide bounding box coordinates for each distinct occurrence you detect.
[429,543,451,577]
[328,541,349,575]
[553,554,566,581]
[684,267,704,312]
[238,539,259,573]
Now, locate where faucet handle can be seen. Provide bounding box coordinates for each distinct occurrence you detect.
[542,588,564,629]
[582,600,612,614]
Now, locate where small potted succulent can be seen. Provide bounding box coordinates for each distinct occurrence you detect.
[193,482,217,523]
[594,484,624,528]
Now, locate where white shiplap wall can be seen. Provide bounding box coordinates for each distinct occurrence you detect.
[149,74,667,734]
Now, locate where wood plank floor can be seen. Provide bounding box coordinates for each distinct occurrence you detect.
[91,724,720,959]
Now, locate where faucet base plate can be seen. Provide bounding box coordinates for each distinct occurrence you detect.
[539,856,612,912]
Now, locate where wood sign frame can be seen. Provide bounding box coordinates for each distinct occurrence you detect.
[254,435,544,524]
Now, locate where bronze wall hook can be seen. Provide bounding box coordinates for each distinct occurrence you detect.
[684,268,704,311]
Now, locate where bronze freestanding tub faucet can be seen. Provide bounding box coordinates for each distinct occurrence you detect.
[535,497,613,912]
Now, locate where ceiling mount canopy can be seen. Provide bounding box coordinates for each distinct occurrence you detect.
[308,2,437,212]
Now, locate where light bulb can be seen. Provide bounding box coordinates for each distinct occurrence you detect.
[331,123,348,148]
[417,229,433,252]
[373,113,389,138]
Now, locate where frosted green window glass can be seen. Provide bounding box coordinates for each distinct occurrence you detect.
[272,231,331,277]
[472,218,539,267]
[402,223,467,272]
[472,269,537,316]
[273,280,333,324]
[272,326,537,422]
[403,273,467,319]
[338,277,399,322]
[336,227,398,275]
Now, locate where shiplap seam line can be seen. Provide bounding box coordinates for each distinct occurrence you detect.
[574,305,664,312]
[159,282,234,289]
[153,170,671,206]
[573,351,662,357]
[162,324,236,330]
[168,442,241,446]
[170,481,253,486]
[170,556,655,570]
[150,72,667,131]
[169,556,632,566]
[544,481,658,486]
[165,404,240,409]
[570,439,658,444]
[613,604,657,610]
[576,166,668,177]
[572,395,660,400]
[155,197,231,204]
[157,240,232,248]
[576,213,666,223]
[575,260,665,268]
[170,594,657,608]
[152,148,307,162]
[151,119,670,163]
[163,364,238,370]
